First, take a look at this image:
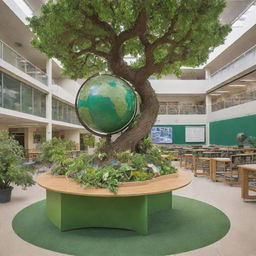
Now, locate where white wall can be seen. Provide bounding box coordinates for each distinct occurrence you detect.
[157,95,205,104]
[207,100,256,123]
[155,115,206,125]
[205,5,256,65]
[151,80,207,94]
[55,79,81,97]
[52,84,76,104]
[207,45,256,91]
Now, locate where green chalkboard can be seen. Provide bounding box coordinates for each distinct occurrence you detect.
[210,115,256,146]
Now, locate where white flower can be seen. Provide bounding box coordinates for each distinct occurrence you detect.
[103,172,109,181]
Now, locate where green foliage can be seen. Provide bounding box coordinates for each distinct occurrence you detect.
[93,138,106,155]
[46,137,177,193]
[136,137,153,153]
[248,137,256,148]
[28,0,230,79]
[0,130,34,190]
[40,137,75,164]
[40,137,76,175]
[82,134,95,148]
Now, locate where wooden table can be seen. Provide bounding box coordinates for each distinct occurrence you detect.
[37,171,191,235]
[210,158,231,182]
[238,164,256,200]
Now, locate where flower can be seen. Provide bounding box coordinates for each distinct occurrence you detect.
[103,172,109,181]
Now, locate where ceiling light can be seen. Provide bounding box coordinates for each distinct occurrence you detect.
[216,90,229,93]
[210,94,221,96]
[228,84,246,87]
[240,79,256,82]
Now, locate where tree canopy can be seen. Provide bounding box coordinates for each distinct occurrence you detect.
[29,0,230,80]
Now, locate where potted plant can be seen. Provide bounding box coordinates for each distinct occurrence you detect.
[0,130,35,203]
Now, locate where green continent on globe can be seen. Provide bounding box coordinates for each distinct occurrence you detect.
[76,75,137,135]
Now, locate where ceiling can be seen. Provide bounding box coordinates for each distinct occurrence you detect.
[209,69,256,98]
[0,113,47,127]
[220,0,255,24]
[0,0,254,82]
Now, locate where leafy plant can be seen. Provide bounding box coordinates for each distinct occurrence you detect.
[248,137,256,148]
[0,130,34,190]
[40,137,76,175]
[82,134,95,148]
[42,136,177,193]
[40,137,75,164]
[136,137,153,153]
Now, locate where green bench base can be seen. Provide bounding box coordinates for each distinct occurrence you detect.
[46,190,172,235]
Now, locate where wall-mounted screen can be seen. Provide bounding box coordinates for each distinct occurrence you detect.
[151,126,173,144]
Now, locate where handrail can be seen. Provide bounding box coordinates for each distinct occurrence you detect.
[212,87,256,112]
[211,44,256,78]
[159,103,205,115]
[0,40,48,85]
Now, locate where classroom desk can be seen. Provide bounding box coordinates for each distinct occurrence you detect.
[238,164,256,200]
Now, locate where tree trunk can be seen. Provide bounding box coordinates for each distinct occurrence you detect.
[105,79,159,152]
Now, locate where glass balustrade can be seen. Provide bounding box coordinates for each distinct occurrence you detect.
[52,98,81,125]
[0,71,46,118]
[159,103,206,115]
[212,88,256,112]
[0,41,48,85]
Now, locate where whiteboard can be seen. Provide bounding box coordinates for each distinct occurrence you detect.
[185,126,205,142]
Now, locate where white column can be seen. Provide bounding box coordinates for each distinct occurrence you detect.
[46,58,53,141]
[205,95,212,145]
[205,68,211,80]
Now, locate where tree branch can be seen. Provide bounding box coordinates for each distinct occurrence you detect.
[117,8,147,43]
[74,47,109,59]
[79,4,116,41]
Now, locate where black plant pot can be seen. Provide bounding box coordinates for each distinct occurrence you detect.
[0,187,13,203]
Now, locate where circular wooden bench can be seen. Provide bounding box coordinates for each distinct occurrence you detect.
[37,171,191,235]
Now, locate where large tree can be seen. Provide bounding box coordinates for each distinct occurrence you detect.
[29,0,230,152]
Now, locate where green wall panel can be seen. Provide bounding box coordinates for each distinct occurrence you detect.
[152,125,205,145]
[210,115,256,146]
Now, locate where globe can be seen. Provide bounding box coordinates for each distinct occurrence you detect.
[76,74,137,135]
[236,133,247,143]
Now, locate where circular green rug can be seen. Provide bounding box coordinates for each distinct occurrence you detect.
[12,195,230,256]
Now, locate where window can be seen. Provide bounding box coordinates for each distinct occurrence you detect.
[21,83,33,114]
[0,72,2,107]
[34,90,46,117]
[3,73,20,111]
[52,98,58,120]
[52,97,80,125]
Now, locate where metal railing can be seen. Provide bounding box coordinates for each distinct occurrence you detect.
[211,44,256,79]
[212,88,256,112]
[0,41,48,85]
[159,103,206,115]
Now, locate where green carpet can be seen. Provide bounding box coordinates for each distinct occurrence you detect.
[12,195,230,256]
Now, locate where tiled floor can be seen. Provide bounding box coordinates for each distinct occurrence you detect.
[1,163,256,256]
